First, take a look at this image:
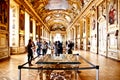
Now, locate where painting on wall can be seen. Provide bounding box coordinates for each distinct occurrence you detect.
[0,0,8,24]
[19,9,25,30]
[30,19,33,33]
[108,0,117,25]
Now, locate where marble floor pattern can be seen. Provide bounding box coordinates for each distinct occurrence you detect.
[0,50,120,80]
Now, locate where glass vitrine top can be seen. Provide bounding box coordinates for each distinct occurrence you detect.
[36,54,81,65]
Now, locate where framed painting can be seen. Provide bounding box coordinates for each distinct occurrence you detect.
[19,9,25,31]
[108,0,117,25]
[0,0,8,24]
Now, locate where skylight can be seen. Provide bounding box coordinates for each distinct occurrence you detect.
[45,0,68,10]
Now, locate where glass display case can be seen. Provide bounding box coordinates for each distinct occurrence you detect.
[18,54,99,80]
[36,54,80,80]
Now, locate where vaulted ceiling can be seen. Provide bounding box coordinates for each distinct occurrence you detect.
[28,0,83,31]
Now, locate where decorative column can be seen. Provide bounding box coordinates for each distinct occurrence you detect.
[80,20,83,50]
[90,10,97,53]
[68,29,71,40]
[32,19,36,42]
[76,25,80,50]
[69,30,71,40]
[9,2,19,54]
[83,18,87,50]
[72,28,74,41]
[19,7,26,54]
[25,12,30,46]
[41,26,44,41]
[86,17,90,51]
[36,23,40,39]
[39,24,42,39]
[50,32,52,43]
[74,26,77,50]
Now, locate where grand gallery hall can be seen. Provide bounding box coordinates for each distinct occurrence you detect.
[0,0,120,80]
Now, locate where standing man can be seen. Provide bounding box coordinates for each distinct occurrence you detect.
[41,41,48,55]
[36,38,42,56]
[57,41,63,54]
[67,40,73,54]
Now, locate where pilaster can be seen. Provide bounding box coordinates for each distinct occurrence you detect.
[9,1,20,54]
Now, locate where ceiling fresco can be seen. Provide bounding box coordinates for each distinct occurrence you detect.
[28,0,83,31]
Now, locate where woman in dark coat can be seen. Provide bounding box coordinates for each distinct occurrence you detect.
[27,39,34,66]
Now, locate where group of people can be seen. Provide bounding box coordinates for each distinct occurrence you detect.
[52,40,74,55]
[53,41,63,55]
[27,38,48,66]
[36,38,48,56]
[26,38,74,66]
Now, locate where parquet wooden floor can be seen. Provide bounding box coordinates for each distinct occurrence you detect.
[0,50,120,80]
